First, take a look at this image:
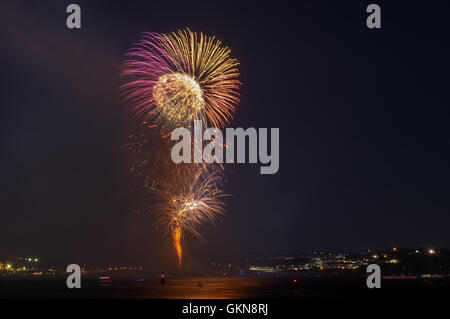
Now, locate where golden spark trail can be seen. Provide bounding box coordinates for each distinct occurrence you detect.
[173,225,182,268]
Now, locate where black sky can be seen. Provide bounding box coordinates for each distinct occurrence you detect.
[1,0,449,267]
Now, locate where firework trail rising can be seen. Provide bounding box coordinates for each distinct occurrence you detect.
[121,28,241,134]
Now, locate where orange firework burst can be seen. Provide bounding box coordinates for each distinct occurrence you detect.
[121,28,241,133]
[151,168,227,268]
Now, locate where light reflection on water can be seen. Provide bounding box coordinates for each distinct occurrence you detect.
[2,275,375,299]
[148,277,274,299]
[1,275,303,299]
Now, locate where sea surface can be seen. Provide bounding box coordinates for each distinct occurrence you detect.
[0,274,449,299]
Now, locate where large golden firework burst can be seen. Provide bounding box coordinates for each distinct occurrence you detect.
[121,28,241,133]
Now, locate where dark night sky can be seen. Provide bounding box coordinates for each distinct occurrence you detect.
[1,0,449,267]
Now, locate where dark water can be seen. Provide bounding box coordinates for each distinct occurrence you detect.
[1,275,449,299]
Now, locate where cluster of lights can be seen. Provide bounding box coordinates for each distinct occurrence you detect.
[372,248,438,258]
[1,257,39,271]
[107,266,144,271]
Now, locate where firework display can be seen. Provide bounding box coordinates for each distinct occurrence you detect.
[121,28,241,134]
[121,29,240,268]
